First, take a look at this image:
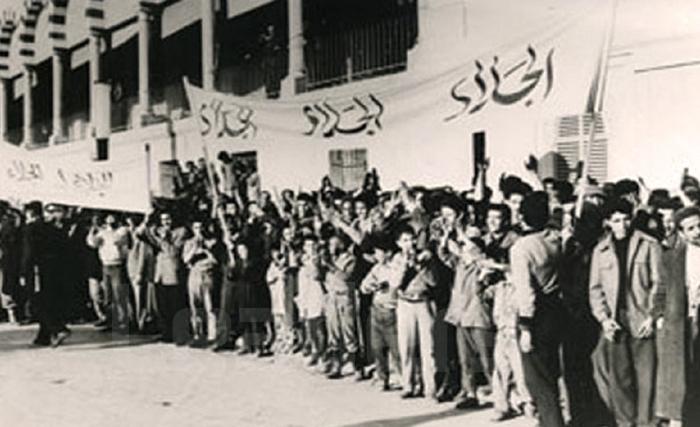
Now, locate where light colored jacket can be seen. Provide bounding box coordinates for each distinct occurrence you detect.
[589,230,665,338]
[438,246,493,329]
[86,226,131,266]
[136,225,189,286]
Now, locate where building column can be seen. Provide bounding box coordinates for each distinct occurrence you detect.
[22,65,34,147]
[201,0,216,90]
[89,30,104,136]
[138,4,153,122]
[282,0,304,97]
[50,48,67,145]
[0,78,7,142]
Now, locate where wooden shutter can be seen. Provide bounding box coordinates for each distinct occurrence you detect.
[554,113,607,182]
[328,149,368,191]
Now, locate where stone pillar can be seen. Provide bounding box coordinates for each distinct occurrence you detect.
[50,48,67,144]
[282,0,304,97]
[138,4,153,121]
[89,30,103,136]
[201,0,216,90]
[0,78,7,142]
[22,65,34,147]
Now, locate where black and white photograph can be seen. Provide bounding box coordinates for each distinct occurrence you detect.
[0,0,698,426]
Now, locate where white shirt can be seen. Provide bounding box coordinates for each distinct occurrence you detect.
[686,243,700,318]
[87,226,130,266]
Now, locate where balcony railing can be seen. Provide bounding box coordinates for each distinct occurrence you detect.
[303,13,417,92]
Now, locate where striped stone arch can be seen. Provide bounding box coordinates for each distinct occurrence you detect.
[85,0,106,33]
[0,14,19,76]
[19,0,46,63]
[48,0,69,49]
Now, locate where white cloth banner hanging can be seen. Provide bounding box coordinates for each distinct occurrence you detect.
[183,0,610,190]
[0,141,151,212]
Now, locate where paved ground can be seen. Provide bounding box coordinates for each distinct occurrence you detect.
[0,324,537,427]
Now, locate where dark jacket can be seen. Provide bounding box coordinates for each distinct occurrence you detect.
[655,239,688,420]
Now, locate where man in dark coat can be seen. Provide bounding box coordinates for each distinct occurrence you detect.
[657,206,700,426]
[0,205,21,323]
[22,202,72,347]
[560,202,613,427]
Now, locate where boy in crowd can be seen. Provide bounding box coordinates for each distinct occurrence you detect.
[360,234,401,391]
[267,248,291,353]
[491,269,535,421]
[390,224,439,400]
[296,236,328,369]
[438,229,495,409]
[324,233,361,380]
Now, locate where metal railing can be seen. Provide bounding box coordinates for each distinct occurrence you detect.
[303,13,417,92]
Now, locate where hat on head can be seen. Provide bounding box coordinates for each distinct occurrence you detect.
[603,198,634,219]
[613,179,640,198]
[674,206,700,227]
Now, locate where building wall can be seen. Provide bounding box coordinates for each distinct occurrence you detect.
[6,0,700,200]
[604,0,700,188]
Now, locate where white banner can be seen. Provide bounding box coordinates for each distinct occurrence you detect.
[0,141,151,212]
[183,1,608,190]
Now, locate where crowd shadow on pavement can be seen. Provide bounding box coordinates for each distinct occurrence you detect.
[341,406,483,427]
[0,324,159,353]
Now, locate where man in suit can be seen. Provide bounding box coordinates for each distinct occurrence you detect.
[589,198,664,427]
[136,211,189,343]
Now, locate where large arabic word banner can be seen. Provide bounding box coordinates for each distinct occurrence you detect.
[184,43,557,143]
[184,0,607,145]
[0,141,151,212]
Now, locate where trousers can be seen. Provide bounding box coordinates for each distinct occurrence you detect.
[326,292,359,354]
[103,264,130,328]
[455,326,495,396]
[371,307,401,382]
[397,299,436,395]
[593,333,656,427]
[521,300,566,427]
[492,329,531,413]
[188,269,216,342]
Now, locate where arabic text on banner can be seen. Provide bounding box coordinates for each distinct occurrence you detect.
[0,142,151,213]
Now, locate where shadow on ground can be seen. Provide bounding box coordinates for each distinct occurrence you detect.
[341,405,491,427]
[0,324,158,354]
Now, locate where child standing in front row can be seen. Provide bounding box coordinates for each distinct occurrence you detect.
[296,236,328,368]
[490,276,535,421]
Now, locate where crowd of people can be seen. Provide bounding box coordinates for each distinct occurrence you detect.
[1,152,700,427]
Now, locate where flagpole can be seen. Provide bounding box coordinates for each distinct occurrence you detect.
[576,0,618,218]
[183,77,232,247]
[145,142,153,210]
